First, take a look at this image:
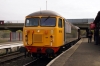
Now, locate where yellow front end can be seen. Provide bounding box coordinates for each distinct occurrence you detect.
[23,16,65,49]
[23,26,64,47]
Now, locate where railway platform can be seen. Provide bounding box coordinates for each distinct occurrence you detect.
[0,41,23,54]
[0,41,22,45]
[47,38,100,66]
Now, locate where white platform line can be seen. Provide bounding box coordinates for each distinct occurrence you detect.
[0,43,23,49]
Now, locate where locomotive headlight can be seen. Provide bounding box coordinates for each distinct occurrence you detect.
[50,35,54,46]
[51,30,53,34]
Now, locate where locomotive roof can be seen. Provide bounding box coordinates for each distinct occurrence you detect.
[26,10,63,17]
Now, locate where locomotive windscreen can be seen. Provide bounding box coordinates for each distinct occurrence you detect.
[25,17,56,27]
[25,17,39,26]
[40,17,56,26]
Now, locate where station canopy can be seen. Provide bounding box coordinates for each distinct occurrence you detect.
[67,19,94,24]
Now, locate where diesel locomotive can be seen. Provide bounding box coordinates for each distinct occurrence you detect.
[22,10,80,58]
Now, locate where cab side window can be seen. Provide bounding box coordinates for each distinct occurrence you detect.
[63,19,65,27]
[58,18,62,28]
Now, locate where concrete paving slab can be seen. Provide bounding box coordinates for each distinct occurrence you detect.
[48,38,100,66]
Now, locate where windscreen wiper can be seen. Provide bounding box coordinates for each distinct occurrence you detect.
[43,16,50,23]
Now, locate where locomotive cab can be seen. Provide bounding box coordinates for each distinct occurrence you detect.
[24,16,57,46]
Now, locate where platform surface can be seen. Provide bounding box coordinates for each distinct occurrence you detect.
[48,38,100,66]
[0,41,23,49]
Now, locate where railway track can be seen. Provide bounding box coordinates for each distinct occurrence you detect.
[0,52,24,65]
[23,57,40,66]
[23,57,52,66]
[0,40,79,66]
[0,51,35,66]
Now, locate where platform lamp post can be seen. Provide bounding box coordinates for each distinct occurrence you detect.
[46,0,47,10]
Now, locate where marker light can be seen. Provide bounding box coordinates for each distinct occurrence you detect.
[27,30,30,33]
[32,30,34,34]
[45,30,48,34]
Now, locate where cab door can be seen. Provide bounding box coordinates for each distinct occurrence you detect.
[57,18,64,46]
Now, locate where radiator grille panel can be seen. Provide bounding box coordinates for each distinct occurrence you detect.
[33,34,42,42]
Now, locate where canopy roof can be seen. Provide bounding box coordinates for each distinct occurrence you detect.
[93,11,100,24]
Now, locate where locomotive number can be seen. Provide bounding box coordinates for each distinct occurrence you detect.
[59,30,62,33]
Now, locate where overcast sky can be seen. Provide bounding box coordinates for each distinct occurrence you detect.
[0,0,100,21]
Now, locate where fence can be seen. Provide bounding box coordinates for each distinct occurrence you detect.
[0,32,22,42]
[10,32,23,41]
